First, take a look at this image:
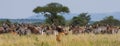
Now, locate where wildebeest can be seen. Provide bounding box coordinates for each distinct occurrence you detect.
[0,27,4,33]
[70,26,85,34]
[106,26,119,34]
[0,23,120,36]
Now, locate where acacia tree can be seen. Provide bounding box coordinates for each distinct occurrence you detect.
[99,16,120,26]
[33,3,69,25]
[71,13,91,26]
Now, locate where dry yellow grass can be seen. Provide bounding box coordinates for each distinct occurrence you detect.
[0,33,120,46]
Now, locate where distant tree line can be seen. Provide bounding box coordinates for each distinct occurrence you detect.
[33,2,120,26]
[1,2,120,26]
[0,19,11,26]
[93,16,120,26]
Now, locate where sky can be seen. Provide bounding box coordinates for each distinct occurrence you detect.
[0,0,120,19]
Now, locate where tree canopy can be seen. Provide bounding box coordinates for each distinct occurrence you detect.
[33,2,69,25]
[33,2,120,26]
[71,13,91,26]
[93,16,120,26]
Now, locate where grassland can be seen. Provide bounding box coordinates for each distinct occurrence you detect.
[0,33,120,46]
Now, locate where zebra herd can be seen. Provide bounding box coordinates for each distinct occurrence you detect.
[0,23,120,35]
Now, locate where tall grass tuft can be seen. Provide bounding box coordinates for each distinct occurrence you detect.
[0,33,120,46]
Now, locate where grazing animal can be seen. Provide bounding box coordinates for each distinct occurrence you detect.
[84,25,93,33]
[28,26,39,34]
[35,26,44,35]
[107,26,119,34]
[0,27,4,33]
[71,26,84,34]
[63,26,70,35]
[45,26,54,35]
